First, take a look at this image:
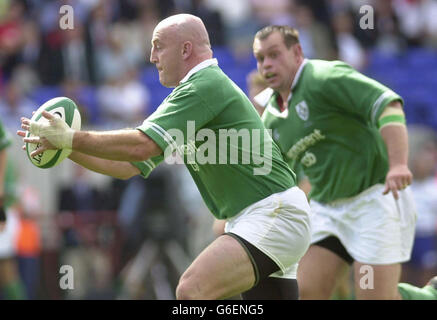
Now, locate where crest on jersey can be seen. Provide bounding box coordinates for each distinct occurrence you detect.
[295,101,309,121]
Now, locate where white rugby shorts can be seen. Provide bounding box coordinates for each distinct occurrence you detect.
[310,184,417,265]
[225,186,312,279]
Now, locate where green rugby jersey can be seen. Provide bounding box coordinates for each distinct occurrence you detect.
[261,59,403,203]
[132,59,295,219]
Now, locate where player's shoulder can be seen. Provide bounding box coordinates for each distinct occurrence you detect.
[306,59,356,79]
[177,66,224,94]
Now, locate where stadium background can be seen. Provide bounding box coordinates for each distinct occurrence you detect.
[0,0,436,299]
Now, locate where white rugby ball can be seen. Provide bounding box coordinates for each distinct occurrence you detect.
[26,97,81,169]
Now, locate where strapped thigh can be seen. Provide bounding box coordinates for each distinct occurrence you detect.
[225,232,280,286]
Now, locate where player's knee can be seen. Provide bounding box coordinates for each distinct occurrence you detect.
[176,271,221,300]
[175,282,190,300]
[176,274,204,300]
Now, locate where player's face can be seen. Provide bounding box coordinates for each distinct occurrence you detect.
[253,32,301,93]
[150,26,184,88]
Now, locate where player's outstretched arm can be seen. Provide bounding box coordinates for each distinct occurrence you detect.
[68,151,140,180]
[71,129,162,162]
[17,129,142,180]
[20,111,162,162]
[379,101,412,200]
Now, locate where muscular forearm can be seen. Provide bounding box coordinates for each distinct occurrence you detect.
[21,113,163,166]
[69,151,140,180]
[380,124,409,168]
[72,129,162,162]
[379,102,412,198]
[379,101,408,168]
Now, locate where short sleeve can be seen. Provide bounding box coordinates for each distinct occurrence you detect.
[136,88,215,154]
[322,63,403,126]
[131,155,164,179]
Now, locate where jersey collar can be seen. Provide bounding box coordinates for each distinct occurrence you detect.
[284,58,309,102]
[290,58,308,93]
[179,58,218,84]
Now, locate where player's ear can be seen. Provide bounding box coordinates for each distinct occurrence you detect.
[292,43,304,59]
[182,41,192,60]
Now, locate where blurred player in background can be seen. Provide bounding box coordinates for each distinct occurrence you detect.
[19,14,312,300]
[212,69,311,237]
[246,69,312,197]
[0,119,25,299]
[252,25,436,299]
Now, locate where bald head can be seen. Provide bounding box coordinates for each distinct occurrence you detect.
[150,14,213,87]
[157,14,211,52]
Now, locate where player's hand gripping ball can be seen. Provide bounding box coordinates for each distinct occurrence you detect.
[26,97,81,168]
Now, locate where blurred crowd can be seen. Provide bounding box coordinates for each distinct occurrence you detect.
[2,0,437,128]
[0,0,436,299]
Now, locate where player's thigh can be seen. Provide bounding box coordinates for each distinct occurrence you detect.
[353,262,402,300]
[176,234,255,300]
[297,245,350,299]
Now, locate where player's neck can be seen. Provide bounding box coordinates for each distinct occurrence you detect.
[187,52,213,69]
[180,54,213,82]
